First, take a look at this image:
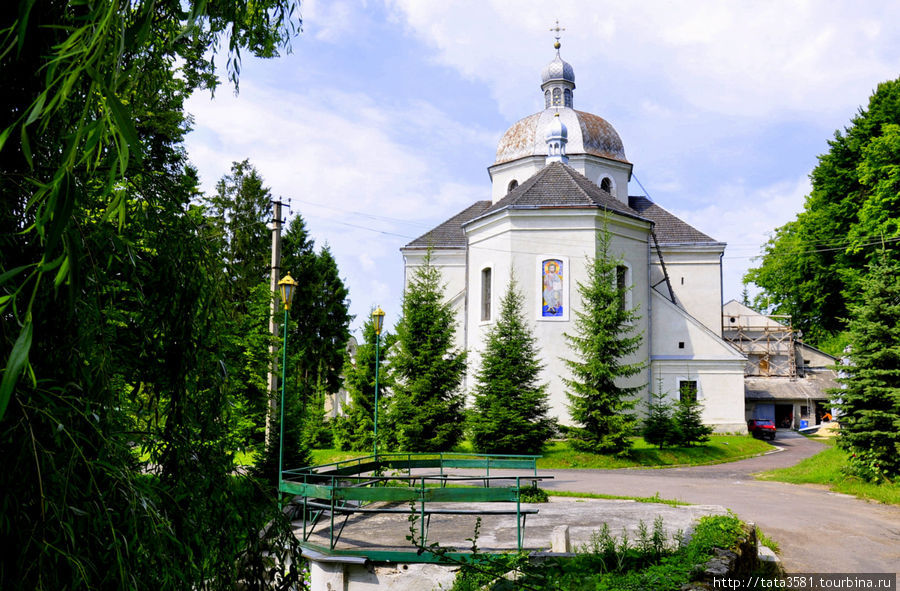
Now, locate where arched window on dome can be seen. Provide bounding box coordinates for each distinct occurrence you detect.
[564,89,572,108]
[544,90,551,109]
[507,179,519,193]
[552,87,561,107]
[599,176,616,197]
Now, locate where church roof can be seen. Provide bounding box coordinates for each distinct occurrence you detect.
[404,200,492,249]
[495,109,628,165]
[478,161,644,220]
[403,165,721,250]
[628,196,719,244]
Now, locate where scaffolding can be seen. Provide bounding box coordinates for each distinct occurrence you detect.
[723,313,796,378]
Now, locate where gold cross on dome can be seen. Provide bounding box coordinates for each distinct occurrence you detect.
[550,19,565,49]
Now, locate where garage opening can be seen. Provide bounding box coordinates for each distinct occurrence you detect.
[775,404,793,429]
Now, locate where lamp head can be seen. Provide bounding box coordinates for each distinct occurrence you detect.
[372,306,386,335]
[278,274,299,310]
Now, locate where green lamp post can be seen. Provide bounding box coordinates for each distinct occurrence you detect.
[372,306,385,457]
[277,273,299,490]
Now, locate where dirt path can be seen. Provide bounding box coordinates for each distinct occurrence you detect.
[538,432,900,572]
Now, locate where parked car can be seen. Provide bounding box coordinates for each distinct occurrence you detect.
[747,419,777,440]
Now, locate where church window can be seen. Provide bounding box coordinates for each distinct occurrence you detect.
[544,90,551,109]
[600,177,612,193]
[541,259,564,317]
[616,264,629,311]
[679,380,698,402]
[507,179,519,192]
[552,87,561,106]
[564,88,573,108]
[481,267,492,321]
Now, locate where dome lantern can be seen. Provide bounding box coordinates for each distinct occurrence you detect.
[541,22,575,109]
[545,113,568,164]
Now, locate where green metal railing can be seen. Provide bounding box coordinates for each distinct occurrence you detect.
[281,452,550,561]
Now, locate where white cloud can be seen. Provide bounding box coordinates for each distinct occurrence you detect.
[675,174,812,301]
[184,73,487,334]
[388,0,900,122]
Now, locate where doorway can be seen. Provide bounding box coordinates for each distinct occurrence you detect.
[775,404,793,429]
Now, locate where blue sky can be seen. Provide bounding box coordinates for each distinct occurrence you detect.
[184,1,900,336]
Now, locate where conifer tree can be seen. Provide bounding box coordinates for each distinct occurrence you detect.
[564,223,644,455]
[389,252,467,451]
[335,314,394,452]
[468,276,555,455]
[834,253,900,480]
[671,391,713,447]
[643,380,675,449]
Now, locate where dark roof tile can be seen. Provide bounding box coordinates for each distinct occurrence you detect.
[477,161,645,221]
[404,201,492,249]
[628,195,718,244]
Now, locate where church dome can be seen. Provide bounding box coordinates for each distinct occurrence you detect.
[541,53,575,85]
[495,108,628,165]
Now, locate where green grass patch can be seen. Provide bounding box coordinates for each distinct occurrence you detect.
[308,435,772,471]
[548,489,689,506]
[756,439,900,505]
[536,435,773,469]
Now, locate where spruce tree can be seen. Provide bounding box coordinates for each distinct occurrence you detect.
[468,276,555,455]
[389,252,467,451]
[834,253,900,480]
[643,380,675,449]
[564,223,645,455]
[335,314,393,452]
[671,392,713,447]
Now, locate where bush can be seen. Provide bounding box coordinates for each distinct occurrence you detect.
[519,485,549,503]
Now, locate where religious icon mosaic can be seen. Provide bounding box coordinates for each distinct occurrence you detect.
[541,258,564,317]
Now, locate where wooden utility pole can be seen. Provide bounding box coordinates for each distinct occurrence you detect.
[264,199,285,451]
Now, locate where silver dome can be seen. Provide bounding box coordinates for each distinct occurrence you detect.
[541,53,575,85]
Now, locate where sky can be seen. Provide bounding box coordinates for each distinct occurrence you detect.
[183,0,900,337]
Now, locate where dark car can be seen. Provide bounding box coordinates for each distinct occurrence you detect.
[747,419,776,440]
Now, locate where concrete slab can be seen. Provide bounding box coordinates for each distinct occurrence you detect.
[294,497,728,555]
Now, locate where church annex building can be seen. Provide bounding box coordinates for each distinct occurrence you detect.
[401,43,748,433]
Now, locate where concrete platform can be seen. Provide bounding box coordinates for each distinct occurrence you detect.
[294,497,728,555]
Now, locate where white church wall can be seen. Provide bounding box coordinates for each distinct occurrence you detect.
[401,248,469,359]
[652,245,725,336]
[650,291,747,432]
[651,359,746,433]
[464,208,652,425]
[488,157,546,203]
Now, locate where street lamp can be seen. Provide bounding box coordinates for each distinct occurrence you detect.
[277,273,299,490]
[372,306,385,457]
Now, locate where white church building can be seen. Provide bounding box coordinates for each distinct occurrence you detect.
[401,43,747,433]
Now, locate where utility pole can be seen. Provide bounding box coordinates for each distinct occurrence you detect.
[264,199,286,451]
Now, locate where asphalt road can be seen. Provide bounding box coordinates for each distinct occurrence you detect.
[538,431,900,573]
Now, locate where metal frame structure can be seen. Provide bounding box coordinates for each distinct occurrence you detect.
[280,452,551,562]
[723,313,796,377]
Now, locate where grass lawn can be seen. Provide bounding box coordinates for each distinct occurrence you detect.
[756,438,900,505]
[536,435,773,469]
[309,435,773,470]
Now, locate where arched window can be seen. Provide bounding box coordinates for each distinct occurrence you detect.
[564,89,573,108]
[544,90,551,109]
[552,87,561,106]
[599,176,617,197]
[481,267,492,321]
[507,179,519,193]
[615,263,632,311]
